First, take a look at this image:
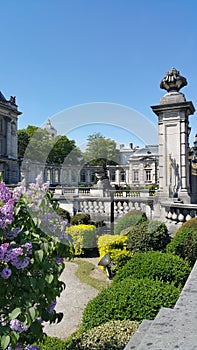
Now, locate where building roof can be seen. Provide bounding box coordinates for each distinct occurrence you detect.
[130,145,158,159]
[0,91,7,102]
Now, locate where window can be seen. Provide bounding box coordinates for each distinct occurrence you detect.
[120,170,126,182]
[145,170,151,182]
[80,170,86,183]
[54,169,59,183]
[133,170,139,182]
[47,169,51,182]
[90,171,95,182]
[110,170,116,181]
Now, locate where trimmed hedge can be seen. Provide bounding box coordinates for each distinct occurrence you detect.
[82,277,181,331]
[55,207,71,222]
[113,251,191,287]
[127,220,171,253]
[66,320,139,350]
[98,234,128,257]
[109,249,133,270]
[71,213,91,225]
[114,210,147,235]
[167,218,197,267]
[67,224,96,255]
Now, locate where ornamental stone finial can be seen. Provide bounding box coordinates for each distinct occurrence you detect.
[160,67,187,92]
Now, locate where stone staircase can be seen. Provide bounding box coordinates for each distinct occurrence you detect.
[124,260,197,350]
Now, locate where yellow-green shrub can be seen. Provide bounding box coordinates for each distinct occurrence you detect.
[98,235,129,271]
[98,234,128,258]
[67,224,96,255]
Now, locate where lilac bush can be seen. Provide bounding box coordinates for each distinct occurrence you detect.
[0,175,73,350]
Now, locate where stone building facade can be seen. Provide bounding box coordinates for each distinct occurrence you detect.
[0,92,21,184]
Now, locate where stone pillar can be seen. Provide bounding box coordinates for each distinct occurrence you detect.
[151,68,195,203]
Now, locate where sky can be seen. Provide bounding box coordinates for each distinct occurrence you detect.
[0,0,197,150]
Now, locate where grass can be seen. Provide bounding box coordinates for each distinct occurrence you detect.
[73,259,109,291]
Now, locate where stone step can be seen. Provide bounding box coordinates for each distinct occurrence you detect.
[124,320,153,350]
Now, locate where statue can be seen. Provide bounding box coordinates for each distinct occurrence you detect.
[160,67,187,92]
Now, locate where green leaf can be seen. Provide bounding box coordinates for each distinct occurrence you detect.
[34,249,44,263]
[45,274,54,284]
[1,335,10,350]
[28,306,36,322]
[9,307,21,320]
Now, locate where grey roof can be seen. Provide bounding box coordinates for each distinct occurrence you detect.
[0,91,7,102]
[130,145,158,159]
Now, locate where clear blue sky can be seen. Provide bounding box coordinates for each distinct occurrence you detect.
[1,0,197,148]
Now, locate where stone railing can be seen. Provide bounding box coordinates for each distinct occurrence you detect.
[163,202,197,225]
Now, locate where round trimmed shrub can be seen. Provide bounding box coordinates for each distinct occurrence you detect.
[114,210,147,235]
[55,207,71,222]
[127,220,171,252]
[67,320,139,350]
[167,218,197,267]
[82,277,181,331]
[113,251,191,287]
[71,213,91,225]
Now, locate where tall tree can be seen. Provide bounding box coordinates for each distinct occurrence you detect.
[84,133,119,166]
[17,125,81,164]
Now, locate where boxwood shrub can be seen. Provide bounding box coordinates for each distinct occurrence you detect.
[71,213,91,225]
[167,218,197,267]
[82,277,181,331]
[113,251,191,287]
[114,210,147,235]
[66,320,139,350]
[67,224,96,255]
[127,220,171,253]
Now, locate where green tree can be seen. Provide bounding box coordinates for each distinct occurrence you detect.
[84,133,119,166]
[18,129,30,158]
[18,125,81,164]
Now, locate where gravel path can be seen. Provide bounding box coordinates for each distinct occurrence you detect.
[43,258,106,339]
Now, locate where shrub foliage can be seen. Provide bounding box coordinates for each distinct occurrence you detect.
[127,220,171,253]
[114,210,147,235]
[167,218,197,266]
[82,277,181,331]
[113,251,191,287]
[67,224,96,255]
[66,320,139,350]
[71,213,91,225]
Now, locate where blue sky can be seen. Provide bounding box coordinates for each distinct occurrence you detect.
[0,0,197,149]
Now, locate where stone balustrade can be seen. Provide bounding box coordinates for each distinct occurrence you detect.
[163,202,197,225]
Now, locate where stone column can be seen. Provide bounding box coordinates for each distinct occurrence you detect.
[151,68,195,203]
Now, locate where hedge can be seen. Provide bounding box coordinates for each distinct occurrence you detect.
[127,220,171,253]
[167,218,197,266]
[113,251,191,287]
[70,213,91,225]
[82,277,181,331]
[66,320,139,350]
[114,210,147,235]
[67,224,96,255]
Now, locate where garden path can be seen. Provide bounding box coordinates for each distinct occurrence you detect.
[43,258,107,339]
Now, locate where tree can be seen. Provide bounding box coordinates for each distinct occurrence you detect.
[18,125,81,164]
[84,133,119,166]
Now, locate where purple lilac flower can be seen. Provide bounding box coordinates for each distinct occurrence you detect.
[10,319,28,333]
[12,186,25,202]
[0,199,15,229]
[25,242,32,255]
[5,247,23,263]
[11,256,30,269]
[55,257,64,264]
[0,243,9,260]
[0,182,11,203]
[24,346,40,350]
[4,227,21,240]
[15,343,23,350]
[48,299,56,314]
[1,267,12,279]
